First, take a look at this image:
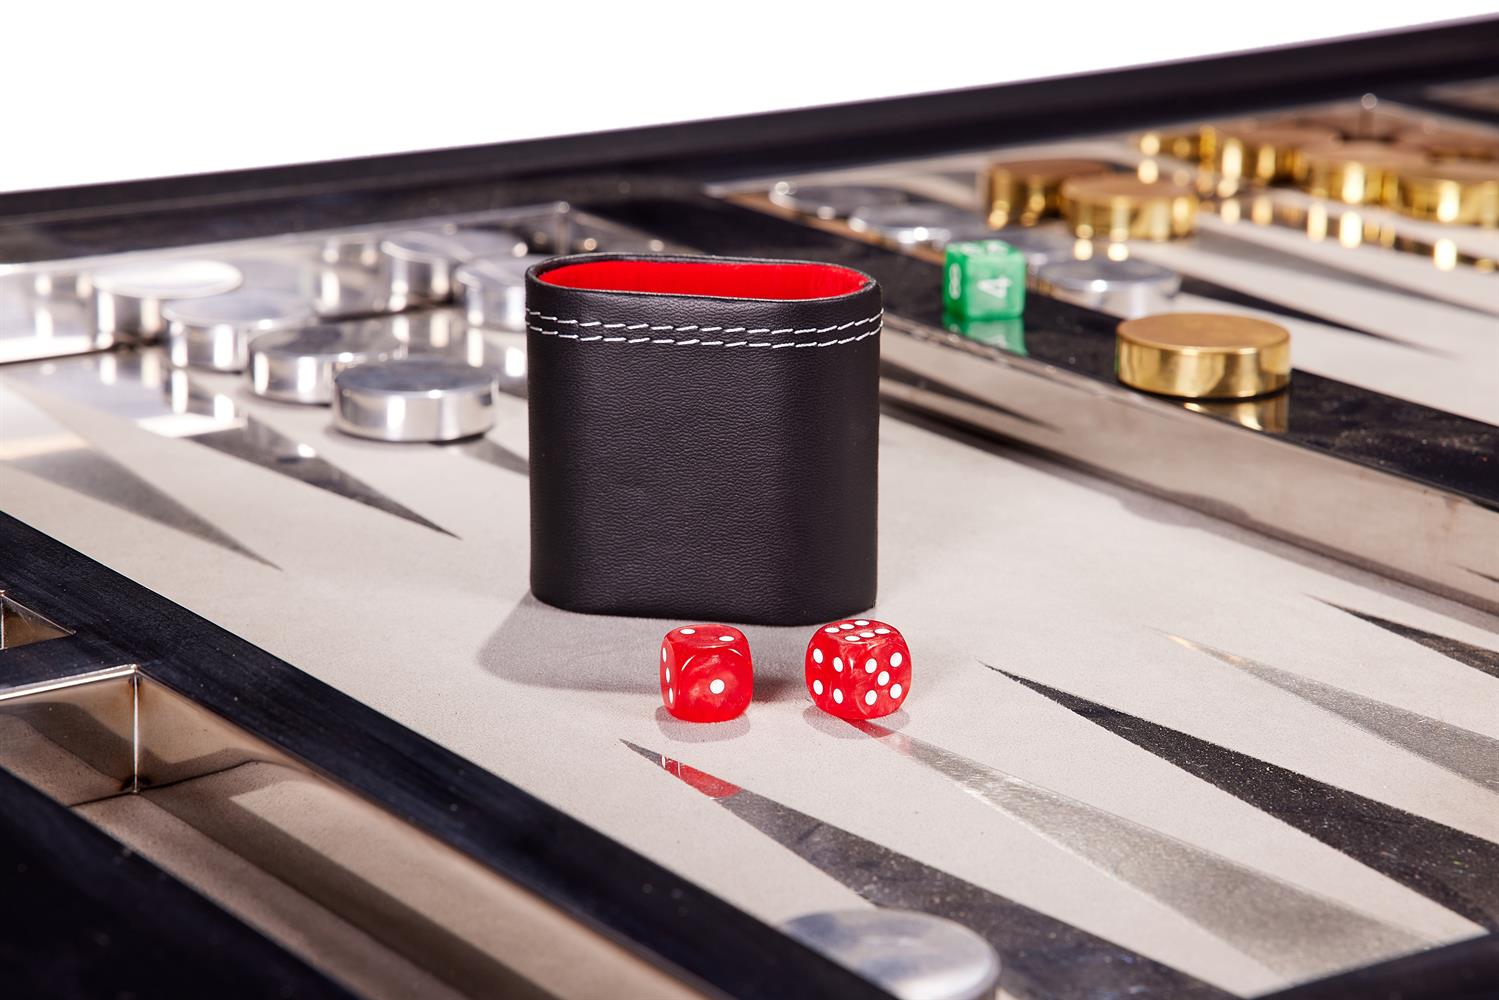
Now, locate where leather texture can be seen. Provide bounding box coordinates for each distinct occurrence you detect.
[526,252,881,625]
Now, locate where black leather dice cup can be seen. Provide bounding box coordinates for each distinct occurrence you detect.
[526,253,881,625]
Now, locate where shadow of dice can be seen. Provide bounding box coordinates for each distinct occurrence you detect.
[805,619,910,720]
[661,625,753,723]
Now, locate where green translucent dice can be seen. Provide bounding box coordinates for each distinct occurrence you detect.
[943,240,1027,319]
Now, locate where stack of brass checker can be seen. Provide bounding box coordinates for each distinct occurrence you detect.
[1136,110,1499,228]
[1057,175,1200,242]
[982,157,1202,242]
[1388,125,1499,227]
[985,107,1498,242]
[1205,123,1338,186]
[984,158,1113,228]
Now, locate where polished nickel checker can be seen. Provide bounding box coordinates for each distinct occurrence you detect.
[769,182,910,220]
[455,254,549,332]
[249,323,402,405]
[315,263,388,318]
[1036,257,1181,317]
[332,357,497,442]
[781,910,1001,1000]
[90,259,243,340]
[847,202,991,248]
[163,289,317,372]
[379,229,528,309]
[314,235,388,316]
[449,228,530,261]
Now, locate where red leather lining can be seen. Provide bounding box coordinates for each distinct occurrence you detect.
[537,259,868,300]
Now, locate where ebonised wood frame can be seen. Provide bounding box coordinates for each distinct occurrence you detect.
[2,18,1497,225]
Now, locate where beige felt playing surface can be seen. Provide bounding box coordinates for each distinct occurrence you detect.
[3,344,1498,997]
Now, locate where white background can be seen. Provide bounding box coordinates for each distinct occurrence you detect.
[4,3,1495,195]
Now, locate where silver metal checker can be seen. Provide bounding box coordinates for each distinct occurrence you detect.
[769,182,910,220]
[378,229,527,309]
[249,323,402,405]
[332,357,496,442]
[163,289,317,372]
[449,228,529,261]
[781,910,1000,1000]
[90,259,243,340]
[455,254,549,332]
[1036,257,1181,317]
[847,203,992,248]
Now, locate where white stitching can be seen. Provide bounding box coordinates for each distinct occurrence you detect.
[527,324,882,349]
[526,309,882,333]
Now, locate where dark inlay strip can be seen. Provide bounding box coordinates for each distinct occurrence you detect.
[850,718,1425,978]
[1469,568,1499,588]
[1191,227,1494,320]
[1322,601,1499,680]
[1260,930,1499,1000]
[452,436,529,477]
[1165,633,1499,792]
[984,666,1499,930]
[7,357,459,540]
[191,419,459,539]
[1175,275,1453,356]
[7,448,278,571]
[625,740,1229,1000]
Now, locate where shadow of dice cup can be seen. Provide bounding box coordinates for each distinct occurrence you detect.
[478,594,855,722]
[478,593,673,695]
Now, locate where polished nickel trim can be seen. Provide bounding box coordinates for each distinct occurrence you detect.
[0,666,706,1000]
[879,314,1499,616]
[0,589,73,650]
[0,662,136,702]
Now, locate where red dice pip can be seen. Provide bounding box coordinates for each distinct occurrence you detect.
[805,618,910,720]
[660,625,753,723]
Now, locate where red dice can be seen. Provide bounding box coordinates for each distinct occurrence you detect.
[660,625,753,722]
[805,618,910,720]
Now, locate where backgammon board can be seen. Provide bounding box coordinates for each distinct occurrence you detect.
[1,22,1497,1000]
